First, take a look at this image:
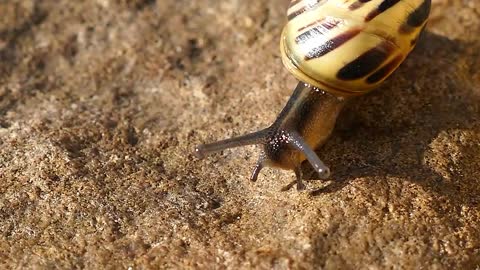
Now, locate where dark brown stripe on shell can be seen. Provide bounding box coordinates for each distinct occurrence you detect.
[366,55,403,84]
[298,18,324,32]
[287,0,323,21]
[349,0,372,10]
[337,41,396,80]
[296,18,342,43]
[365,0,401,22]
[298,19,322,32]
[288,6,307,21]
[349,2,363,10]
[399,0,431,33]
[304,28,362,60]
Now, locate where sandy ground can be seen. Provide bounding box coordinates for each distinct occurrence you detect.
[0,0,479,269]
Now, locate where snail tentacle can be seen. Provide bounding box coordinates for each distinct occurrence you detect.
[194,128,269,159]
[250,155,266,182]
[288,131,331,180]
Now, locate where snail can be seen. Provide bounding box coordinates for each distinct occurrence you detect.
[194,0,431,190]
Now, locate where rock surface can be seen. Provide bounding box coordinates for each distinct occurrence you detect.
[0,0,479,268]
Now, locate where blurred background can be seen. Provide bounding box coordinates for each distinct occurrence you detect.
[0,0,479,268]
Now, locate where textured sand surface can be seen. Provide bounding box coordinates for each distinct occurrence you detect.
[0,0,479,269]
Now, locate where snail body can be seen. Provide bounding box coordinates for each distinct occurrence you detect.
[195,0,431,190]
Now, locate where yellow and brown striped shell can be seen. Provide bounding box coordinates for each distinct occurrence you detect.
[280,0,431,96]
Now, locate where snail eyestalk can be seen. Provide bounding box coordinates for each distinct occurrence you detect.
[194,129,269,159]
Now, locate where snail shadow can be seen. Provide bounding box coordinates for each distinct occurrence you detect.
[303,32,479,205]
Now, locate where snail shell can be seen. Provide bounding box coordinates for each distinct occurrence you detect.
[281,0,431,96]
